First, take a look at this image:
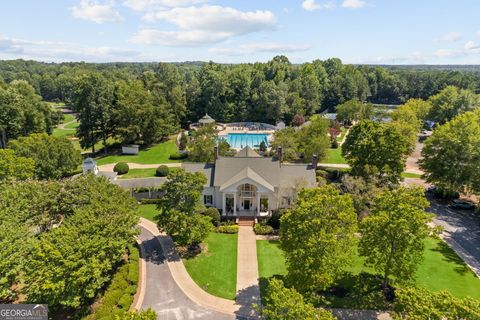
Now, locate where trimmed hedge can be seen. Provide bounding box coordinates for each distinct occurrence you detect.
[204,207,221,226]
[113,162,129,175]
[169,152,188,160]
[85,245,139,320]
[254,224,274,235]
[217,225,239,234]
[155,165,169,177]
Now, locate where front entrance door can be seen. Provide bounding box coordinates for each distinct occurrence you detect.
[243,199,250,210]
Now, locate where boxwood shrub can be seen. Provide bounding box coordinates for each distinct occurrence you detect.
[254,223,274,235]
[155,165,170,177]
[169,152,188,160]
[113,162,129,175]
[217,224,239,234]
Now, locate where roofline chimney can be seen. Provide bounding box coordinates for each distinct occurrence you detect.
[312,154,318,170]
[277,147,283,167]
[214,145,219,162]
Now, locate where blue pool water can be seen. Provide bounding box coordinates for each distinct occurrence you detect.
[220,133,270,149]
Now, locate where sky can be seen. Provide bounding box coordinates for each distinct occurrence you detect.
[0,0,479,64]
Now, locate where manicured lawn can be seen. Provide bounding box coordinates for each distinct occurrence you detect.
[137,204,159,221]
[401,172,423,179]
[184,232,238,300]
[257,240,287,279]
[64,120,79,129]
[323,148,347,164]
[63,113,75,123]
[118,168,157,179]
[52,128,75,137]
[256,237,480,300]
[96,139,179,165]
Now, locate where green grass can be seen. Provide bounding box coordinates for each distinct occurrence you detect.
[256,237,480,300]
[65,120,79,129]
[63,113,75,123]
[401,172,423,179]
[119,168,157,179]
[137,204,159,221]
[95,139,179,165]
[184,233,237,300]
[52,128,75,137]
[257,240,287,278]
[323,148,347,164]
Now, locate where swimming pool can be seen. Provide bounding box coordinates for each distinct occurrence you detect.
[219,133,270,149]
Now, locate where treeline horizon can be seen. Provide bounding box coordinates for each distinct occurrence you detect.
[1,56,480,148]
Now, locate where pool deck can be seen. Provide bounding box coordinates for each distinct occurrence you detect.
[217,126,274,136]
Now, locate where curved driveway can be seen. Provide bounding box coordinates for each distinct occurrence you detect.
[138,226,252,320]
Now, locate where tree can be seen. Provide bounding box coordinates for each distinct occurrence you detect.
[342,120,410,185]
[280,186,357,293]
[0,80,52,148]
[156,169,213,246]
[337,174,382,219]
[113,80,168,145]
[9,133,81,180]
[297,115,330,162]
[260,278,335,320]
[390,103,421,152]
[427,86,480,125]
[359,186,431,288]
[0,149,35,181]
[72,73,115,153]
[336,99,373,124]
[0,175,138,311]
[291,113,305,127]
[401,98,432,122]
[187,124,217,162]
[393,287,480,320]
[218,139,235,157]
[271,127,298,162]
[420,109,480,195]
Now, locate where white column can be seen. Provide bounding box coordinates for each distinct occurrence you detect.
[257,192,260,215]
[233,193,237,216]
[222,192,226,216]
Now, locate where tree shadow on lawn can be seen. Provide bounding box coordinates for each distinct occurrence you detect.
[430,239,471,275]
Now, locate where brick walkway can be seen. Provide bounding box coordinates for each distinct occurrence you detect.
[236,226,261,318]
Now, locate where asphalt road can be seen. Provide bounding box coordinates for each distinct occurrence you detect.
[428,199,480,270]
[138,226,245,320]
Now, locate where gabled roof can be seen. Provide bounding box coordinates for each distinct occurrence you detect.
[234,146,261,158]
[219,167,274,192]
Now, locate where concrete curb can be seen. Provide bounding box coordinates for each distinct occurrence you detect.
[138,218,240,316]
[130,238,147,311]
[439,233,480,278]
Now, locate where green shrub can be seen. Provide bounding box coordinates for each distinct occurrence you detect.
[169,152,188,160]
[254,223,274,235]
[204,207,221,226]
[393,287,480,320]
[267,209,287,230]
[155,165,170,177]
[85,245,139,320]
[217,224,239,234]
[331,139,339,149]
[113,162,129,175]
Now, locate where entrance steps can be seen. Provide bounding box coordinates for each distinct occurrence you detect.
[236,217,255,227]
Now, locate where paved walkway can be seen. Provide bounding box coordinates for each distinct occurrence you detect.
[236,227,261,318]
[98,162,182,172]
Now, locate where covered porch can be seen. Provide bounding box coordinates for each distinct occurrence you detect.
[219,167,274,217]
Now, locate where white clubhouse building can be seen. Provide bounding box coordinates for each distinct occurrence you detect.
[183,146,317,217]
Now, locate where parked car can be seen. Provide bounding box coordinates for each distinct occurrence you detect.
[449,199,476,211]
